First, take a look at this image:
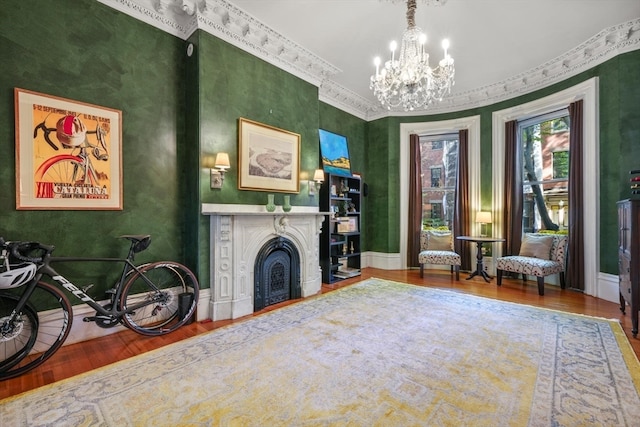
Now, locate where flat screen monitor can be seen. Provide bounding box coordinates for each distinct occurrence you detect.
[319,129,352,177]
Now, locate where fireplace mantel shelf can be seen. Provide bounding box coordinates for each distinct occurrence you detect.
[202,203,330,216]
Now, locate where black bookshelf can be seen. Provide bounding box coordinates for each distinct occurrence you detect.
[319,173,361,283]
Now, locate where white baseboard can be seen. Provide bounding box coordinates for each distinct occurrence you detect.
[362,251,402,270]
[597,272,620,304]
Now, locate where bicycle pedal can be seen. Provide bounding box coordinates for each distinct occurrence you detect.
[104,288,116,295]
[83,315,112,323]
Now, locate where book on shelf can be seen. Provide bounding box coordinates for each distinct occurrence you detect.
[330,234,346,244]
[336,217,358,233]
[333,269,360,279]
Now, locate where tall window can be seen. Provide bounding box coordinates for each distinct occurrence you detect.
[519,111,570,233]
[420,134,459,230]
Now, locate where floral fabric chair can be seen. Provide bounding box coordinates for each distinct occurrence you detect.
[418,230,461,280]
[496,233,567,296]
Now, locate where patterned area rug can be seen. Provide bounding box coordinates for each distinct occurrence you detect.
[2,278,640,426]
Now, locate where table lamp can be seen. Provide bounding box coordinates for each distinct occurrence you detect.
[476,211,492,237]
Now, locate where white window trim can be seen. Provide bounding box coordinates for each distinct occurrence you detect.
[400,116,482,269]
[492,77,599,296]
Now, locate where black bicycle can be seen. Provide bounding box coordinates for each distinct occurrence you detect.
[0,235,199,380]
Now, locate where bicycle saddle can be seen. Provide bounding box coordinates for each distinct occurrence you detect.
[120,235,151,253]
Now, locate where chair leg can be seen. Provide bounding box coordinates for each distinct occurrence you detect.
[496,269,502,286]
[522,274,527,284]
[454,265,459,281]
[420,264,424,278]
[559,272,566,289]
[537,276,545,296]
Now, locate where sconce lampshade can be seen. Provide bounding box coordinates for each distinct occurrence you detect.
[475,211,492,224]
[313,169,325,183]
[214,153,230,170]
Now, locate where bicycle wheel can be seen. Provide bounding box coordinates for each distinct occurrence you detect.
[120,261,199,336]
[35,155,97,186]
[0,281,72,380]
[0,294,38,374]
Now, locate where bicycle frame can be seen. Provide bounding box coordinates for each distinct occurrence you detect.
[8,251,165,325]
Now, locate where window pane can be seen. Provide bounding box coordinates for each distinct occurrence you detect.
[419,135,459,231]
[552,151,569,179]
[520,115,569,233]
[431,168,441,187]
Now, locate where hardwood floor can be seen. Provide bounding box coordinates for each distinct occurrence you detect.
[2,268,638,400]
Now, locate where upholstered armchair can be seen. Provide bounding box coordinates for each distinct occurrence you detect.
[496,233,567,296]
[418,230,461,280]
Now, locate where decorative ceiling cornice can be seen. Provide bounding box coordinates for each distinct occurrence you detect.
[388,18,640,122]
[194,0,341,87]
[96,0,198,37]
[96,1,639,121]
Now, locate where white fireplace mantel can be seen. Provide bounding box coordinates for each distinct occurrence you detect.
[202,203,329,320]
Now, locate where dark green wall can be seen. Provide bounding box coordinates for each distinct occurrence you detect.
[191,31,323,286]
[195,31,320,206]
[0,0,186,290]
[599,52,640,273]
[364,117,398,253]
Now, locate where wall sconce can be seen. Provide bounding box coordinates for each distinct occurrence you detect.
[210,153,230,189]
[476,211,492,237]
[309,169,325,196]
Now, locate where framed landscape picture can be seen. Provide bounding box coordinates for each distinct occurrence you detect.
[14,88,123,210]
[238,118,300,193]
[319,129,352,177]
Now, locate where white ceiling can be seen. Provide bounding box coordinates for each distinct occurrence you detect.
[100,0,640,119]
[231,0,639,106]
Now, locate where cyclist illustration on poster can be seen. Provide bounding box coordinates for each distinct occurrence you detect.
[14,88,122,210]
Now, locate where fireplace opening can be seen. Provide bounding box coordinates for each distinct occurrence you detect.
[254,236,301,311]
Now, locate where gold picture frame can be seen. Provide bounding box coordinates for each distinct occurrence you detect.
[238,118,300,193]
[14,88,123,210]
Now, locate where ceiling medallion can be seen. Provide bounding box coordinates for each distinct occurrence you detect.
[382,0,448,5]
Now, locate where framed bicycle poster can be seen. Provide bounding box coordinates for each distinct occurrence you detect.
[238,117,300,193]
[14,88,123,210]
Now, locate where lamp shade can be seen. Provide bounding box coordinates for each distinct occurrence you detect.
[475,211,492,224]
[214,153,230,170]
[313,169,325,182]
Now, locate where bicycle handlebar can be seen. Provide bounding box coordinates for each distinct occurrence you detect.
[0,238,54,264]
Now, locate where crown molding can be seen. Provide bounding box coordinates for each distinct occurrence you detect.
[96,1,639,121]
[97,0,341,86]
[318,80,383,120]
[194,0,341,87]
[96,0,199,38]
[414,19,640,117]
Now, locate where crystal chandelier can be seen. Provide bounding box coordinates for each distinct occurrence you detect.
[370,0,455,111]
